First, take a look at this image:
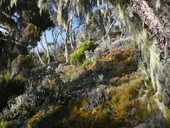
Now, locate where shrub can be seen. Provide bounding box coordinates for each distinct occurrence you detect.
[70,41,96,65]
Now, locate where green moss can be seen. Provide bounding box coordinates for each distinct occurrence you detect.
[0,74,3,83]
[70,41,96,65]
[163,105,170,126]
[82,59,93,68]
[0,120,8,128]
[4,71,11,81]
[14,74,25,81]
[109,78,143,117]
[0,120,19,128]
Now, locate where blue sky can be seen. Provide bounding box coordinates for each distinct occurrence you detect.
[44,3,107,40]
[36,3,107,52]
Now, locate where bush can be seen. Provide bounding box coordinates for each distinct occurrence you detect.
[70,41,96,65]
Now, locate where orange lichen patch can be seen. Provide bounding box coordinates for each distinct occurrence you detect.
[85,63,94,70]
[88,45,138,79]
[98,45,136,63]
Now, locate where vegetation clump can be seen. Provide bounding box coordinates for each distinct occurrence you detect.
[11,55,34,69]
[0,120,19,128]
[70,41,96,65]
[82,59,93,68]
[0,72,26,111]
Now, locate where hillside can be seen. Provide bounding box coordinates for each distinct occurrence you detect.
[1,0,170,128]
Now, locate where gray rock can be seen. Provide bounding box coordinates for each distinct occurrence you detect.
[113,37,134,47]
[84,50,94,60]
[84,85,110,110]
[134,123,146,128]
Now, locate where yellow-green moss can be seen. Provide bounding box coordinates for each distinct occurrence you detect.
[27,111,45,127]
[70,41,96,65]
[163,106,170,126]
[0,120,19,128]
[0,120,8,128]
[82,59,93,68]
[109,78,143,118]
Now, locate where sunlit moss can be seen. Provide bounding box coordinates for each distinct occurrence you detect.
[14,74,25,81]
[27,110,45,128]
[109,78,143,118]
[70,41,96,65]
[4,71,11,81]
[82,59,93,68]
[0,120,8,128]
[163,105,170,126]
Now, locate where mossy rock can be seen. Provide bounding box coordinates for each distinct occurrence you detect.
[0,72,26,111]
[11,54,34,69]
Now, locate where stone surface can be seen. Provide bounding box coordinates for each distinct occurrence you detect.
[134,123,146,128]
